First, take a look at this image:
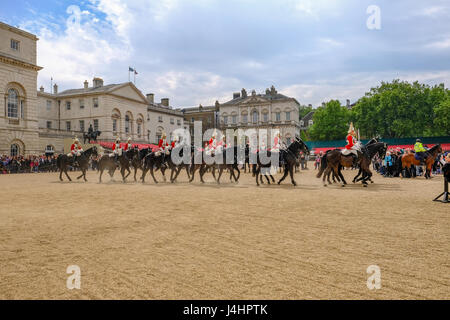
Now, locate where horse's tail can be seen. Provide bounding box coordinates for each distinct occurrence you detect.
[252,161,257,176]
[316,154,328,178]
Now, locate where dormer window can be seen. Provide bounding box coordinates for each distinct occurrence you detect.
[11,39,20,51]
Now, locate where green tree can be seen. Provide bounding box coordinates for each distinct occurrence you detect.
[433,94,450,135]
[308,100,350,141]
[352,80,449,138]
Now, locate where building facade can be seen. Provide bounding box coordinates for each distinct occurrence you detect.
[0,22,42,156]
[217,86,301,145]
[180,103,219,137]
[146,95,188,144]
[0,22,186,155]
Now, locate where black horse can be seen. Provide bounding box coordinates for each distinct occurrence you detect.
[253,138,309,186]
[97,148,137,183]
[83,130,101,144]
[129,147,152,182]
[56,146,98,182]
[141,150,170,183]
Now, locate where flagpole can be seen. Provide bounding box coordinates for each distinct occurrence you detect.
[128,68,130,82]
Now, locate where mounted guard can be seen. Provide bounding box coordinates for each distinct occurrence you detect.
[205,130,217,156]
[69,136,83,166]
[111,137,122,164]
[341,122,361,161]
[156,131,169,156]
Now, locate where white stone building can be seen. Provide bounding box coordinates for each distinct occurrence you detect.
[218,86,301,145]
[0,22,186,155]
[0,22,42,156]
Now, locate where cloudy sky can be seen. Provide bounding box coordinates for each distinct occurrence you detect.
[1,0,449,108]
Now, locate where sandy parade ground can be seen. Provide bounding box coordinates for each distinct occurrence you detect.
[0,165,449,300]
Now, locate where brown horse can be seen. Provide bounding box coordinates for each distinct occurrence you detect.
[401,144,442,179]
[317,142,387,187]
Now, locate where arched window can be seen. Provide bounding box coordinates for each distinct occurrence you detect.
[8,89,19,118]
[125,115,130,134]
[10,144,19,156]
[252,110,259,123]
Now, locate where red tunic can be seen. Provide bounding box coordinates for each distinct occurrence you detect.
[124,143,132,151]
[158,139,168,148]
[171,141,176,148]
[345,134,355,150]
[112,143,121,151]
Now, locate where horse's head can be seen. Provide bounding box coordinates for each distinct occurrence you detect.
[378,143,388,160]
[293,137,309,155]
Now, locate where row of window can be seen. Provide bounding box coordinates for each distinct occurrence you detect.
[300,120,314,127]
[156,115,181,125]
[223,111,291,125]
[112,117,143,136]
[64,98,98,110]
[9,144,55,157]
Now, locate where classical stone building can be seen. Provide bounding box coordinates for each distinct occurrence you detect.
[180,103,219,137]
[146,94,188,144]
[217,86,301,145]
[0,22,186,155]
[0,22,42,156]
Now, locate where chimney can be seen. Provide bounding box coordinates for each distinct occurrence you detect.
[346,99,350,109]
[321,102,326,108]
[84,80,89,89]
[233,92,241,99]
[39,86,44,93]
[161,98,169,107]
[308,104,312,108]
[53,84,58,94]
[146,93,154,104]
[93,77,103,88]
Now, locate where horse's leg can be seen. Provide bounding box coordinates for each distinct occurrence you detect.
[125,166,131,180]
[323,166,330,186]
[264,174,270,184]
[162,166,167,182]
[83,168,87,182]
[270,174,275,183]
[278,166,289,185]
[150,166,158,184]
[189,165,197,183]
[289,164,297,186]
[235,166,240,181]
[99,168,103,183]
[64,168,72,181]
[199,165,206,183]
[338,166,347,186]
[255,167,260,186]
[59,167,63,181]
[217,168,223,184]
[353,168,362,183]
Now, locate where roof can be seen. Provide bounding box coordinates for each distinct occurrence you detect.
[301,111,315,122]
[222,90,298,106]
[0,21,39,40]
[180,105,216,113]
[57,83,124,97]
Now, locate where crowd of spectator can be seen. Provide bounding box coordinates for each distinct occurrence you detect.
[0,154,101,174]
[0,154,59,174]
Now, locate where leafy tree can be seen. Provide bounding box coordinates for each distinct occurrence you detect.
[433,94,450,135]
[352,80,449,138]
[308,100,351,141]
